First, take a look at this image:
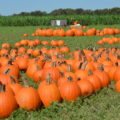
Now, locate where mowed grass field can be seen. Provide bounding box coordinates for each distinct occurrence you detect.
[1,25,120,120]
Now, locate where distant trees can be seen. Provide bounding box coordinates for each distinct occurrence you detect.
[11,7,120,16]
[13,11,47,16]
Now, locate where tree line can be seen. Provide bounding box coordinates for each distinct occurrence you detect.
[11,7,120,16]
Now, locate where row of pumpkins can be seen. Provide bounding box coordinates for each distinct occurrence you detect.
[1,40,120,118]
[97,37,120,45]
[23,27,120,37]
[14,39,65,48]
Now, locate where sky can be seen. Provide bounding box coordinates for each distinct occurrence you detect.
[0,0,120,16]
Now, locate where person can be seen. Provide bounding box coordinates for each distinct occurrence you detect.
[70,17,75,25]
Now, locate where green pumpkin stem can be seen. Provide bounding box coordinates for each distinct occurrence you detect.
[88,69,93,76]
[67,76,73,82]
[98,64,104,71]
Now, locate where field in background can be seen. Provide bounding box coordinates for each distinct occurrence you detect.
[0,15,120,26]
[1,25,120,120]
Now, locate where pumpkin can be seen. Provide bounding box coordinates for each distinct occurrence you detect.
[8,77,23,95]
[64,64,77,81]
[18,47,26,54]
[58,30,65,37]
[57,40,65,46]
[94,65,110,88]
[75,30,83,36]
[108,62,118,81]
[50,40,58,46]
[45,29,53,37]
[59,76,81,101]
[38,74,61,107]
[75,61,88,80]
[60,45,70,53]
[20,40,28,46]
[41,62,61,82]
[0,84,18,118]
[113,66,120,82]
[15,78,41,111]
[86,70,102,92]
[33,66,43,82]
[115,80,120,92]
[0,64,20,79]
[26,62,43,78]
[33,49,41,57]
[65,30,74,36]
[77,79,93,96]
[0,69,18,85]
[14,42,22,47]
[23,33,28,37]
[15,55,29,70]
[2,43,11,49]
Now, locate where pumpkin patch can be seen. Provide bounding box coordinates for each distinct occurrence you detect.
[1,25,120,119]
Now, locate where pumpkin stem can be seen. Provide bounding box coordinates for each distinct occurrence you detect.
[117,55,120,60]
[106,48,109,55]
[36,65,41,70]
[97,52,102,59]
[0,84,6,92]
[115,62,118,67]
[46,74,52,84]
[60,71,65,77]
[106,57,111,61]
[81,50,85,56]
[22,77,29,87]
[88,69,93,76]
[83,56,87,62]
[10,76,16,84]
[52,61,56,68]
[67,76,73,82]
[67,64,72,72]
[78,62,83,69]
[78,51,82,61]
[93,56,97,62]
[81,60,88,70]
[98,64,104,71]
[78,77,81,81]
[4,68,10,74]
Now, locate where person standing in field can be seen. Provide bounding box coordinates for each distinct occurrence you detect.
[70,17,80,25]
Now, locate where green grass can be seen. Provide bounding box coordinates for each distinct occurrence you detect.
[1,25,120,120]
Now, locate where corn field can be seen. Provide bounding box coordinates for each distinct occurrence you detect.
[0,15,120,26]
